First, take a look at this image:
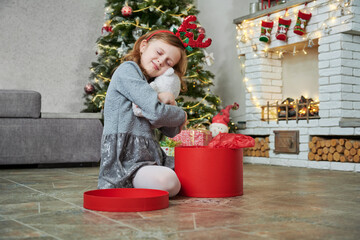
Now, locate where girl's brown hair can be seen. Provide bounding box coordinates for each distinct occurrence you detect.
[123,30,188,92]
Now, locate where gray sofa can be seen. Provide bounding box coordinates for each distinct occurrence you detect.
[0,90,103,165]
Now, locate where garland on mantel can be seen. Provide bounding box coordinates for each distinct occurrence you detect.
[236,0,354,59]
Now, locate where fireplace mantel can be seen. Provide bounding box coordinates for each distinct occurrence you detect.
[234,0,313,24]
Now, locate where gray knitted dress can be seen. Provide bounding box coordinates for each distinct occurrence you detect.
[98,61,186,189]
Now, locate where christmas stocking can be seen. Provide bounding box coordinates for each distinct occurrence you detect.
[294,10,312,36]
[259,20,274,43]
[276,17,291,41]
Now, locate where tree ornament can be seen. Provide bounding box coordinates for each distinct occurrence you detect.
[101,20,113,36]
[96,47,104,56]
[117,42,129,57]
[294,9,312,36]
[197,26,205,34]
[104,7,112,14]
[84,83,95,94]
[202,50,214,66]
[170,24,179,33]
[276,16,291,41]
[104,7,112,20]
[132,27,143,40]
[209,103,239,137]
[259,19,273,43]
[121,5,132,17]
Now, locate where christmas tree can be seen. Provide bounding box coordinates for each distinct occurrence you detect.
[83,0,237,132]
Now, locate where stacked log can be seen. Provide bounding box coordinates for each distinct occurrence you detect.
[243,137,270,158]
[308,137,360,163]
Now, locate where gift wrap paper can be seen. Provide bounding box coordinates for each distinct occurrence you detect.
[161,147,175,157]
[172,130,212,146]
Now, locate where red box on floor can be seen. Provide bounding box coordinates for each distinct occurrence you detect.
[174,146,243,198]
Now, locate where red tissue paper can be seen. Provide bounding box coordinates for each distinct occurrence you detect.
[208,133,255,149]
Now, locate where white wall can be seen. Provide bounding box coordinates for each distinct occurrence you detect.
[0,0,250,119]
[197,0,252,122]
[0,0,104,113]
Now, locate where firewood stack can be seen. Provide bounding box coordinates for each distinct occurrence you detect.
[308,137,360,163]
[243,137,270,157]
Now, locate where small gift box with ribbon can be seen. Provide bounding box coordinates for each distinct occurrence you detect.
[171,126,212,147]
[160,137,182,157]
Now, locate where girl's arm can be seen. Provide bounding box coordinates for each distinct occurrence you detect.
[113,62,186,128]
[159,112,187,137]
[159,126,181,138]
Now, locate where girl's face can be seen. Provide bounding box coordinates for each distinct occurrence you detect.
[140,39,181,78]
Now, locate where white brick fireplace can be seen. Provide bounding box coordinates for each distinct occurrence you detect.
[234,0,360,172]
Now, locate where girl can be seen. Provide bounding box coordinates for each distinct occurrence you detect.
[98,30,188,197]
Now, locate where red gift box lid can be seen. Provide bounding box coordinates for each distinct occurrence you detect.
[83,188,169,212]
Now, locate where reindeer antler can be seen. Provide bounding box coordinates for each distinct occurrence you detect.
[146,15,212,51]
[185,32,212,48]
[177,15,197,33]
[176,15,212,50]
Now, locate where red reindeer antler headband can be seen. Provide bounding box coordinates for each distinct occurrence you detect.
[146,15,212,51]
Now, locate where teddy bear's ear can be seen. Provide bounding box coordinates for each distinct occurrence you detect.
[164,67,174,76]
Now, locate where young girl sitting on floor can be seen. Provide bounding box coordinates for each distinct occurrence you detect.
[97,30,188,197]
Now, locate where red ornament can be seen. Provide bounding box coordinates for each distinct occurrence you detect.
[101,20,113,35]
[197,27,206,34]
[84,83,95,94]
[121,6,132,17]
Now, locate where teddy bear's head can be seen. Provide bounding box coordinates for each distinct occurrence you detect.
[150,68,181,98]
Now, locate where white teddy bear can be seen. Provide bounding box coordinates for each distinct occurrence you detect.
[132,67,181,117]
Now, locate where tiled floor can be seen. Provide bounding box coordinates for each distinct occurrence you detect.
[0,164,359,240]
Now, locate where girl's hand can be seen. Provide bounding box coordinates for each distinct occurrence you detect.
[158,92,176,105]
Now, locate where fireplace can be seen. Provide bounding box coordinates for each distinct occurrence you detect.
[261,96,320,123]
[234,0,360,172]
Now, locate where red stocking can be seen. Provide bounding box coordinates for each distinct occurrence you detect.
[276,17,291,41]
[259,20,274,43]
[294,10,312,36]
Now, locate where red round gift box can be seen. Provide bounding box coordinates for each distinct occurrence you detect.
[175,146,243,198]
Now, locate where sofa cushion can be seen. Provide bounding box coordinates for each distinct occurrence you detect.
[0,90,41,118]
